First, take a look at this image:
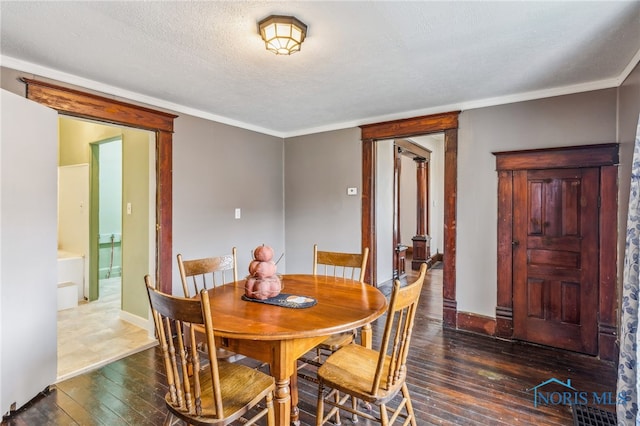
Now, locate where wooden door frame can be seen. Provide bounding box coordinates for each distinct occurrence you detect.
[361,111,459,328]
[22,78,177,295]
[493,143,619,360]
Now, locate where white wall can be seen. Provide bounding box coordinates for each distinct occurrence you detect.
[1,89,58,414]
[98,139,122,242]
[57,163,89,300]
[97,139,122,279]
[58,164,89,256]
[376,139,394,284]
[399,154,416,246]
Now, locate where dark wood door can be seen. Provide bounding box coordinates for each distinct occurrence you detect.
[512,167,599,355]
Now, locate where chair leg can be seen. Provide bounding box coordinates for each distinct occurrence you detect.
[351,396,358,423]
[316,383,325,426]
[266,391,276,426]
[162,411,174,426]
[380,404,390,426]
[333,389,342,426]
[402,383,417,426]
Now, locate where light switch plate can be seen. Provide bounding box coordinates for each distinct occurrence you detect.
[347,187,358,195]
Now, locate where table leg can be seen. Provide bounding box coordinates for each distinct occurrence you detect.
[219,335,330,425]
[273,375,291,426]
[290,369,300,426]
[360,323,373,348]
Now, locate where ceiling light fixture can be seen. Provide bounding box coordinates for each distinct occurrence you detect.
[258,15,307,55]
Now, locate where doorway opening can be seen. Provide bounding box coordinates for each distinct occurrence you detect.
[374,136,445,278]
[56,117,156,381]
[23,78,177,294]
[361,111,460,327]
[395,135,445,273]
[93,137,123,284]
[22,78,177,380]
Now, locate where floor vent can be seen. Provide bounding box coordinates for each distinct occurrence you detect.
[572,404,617,426]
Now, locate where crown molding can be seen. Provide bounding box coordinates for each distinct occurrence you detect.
[0,56,284,138]
[3,50,639,140]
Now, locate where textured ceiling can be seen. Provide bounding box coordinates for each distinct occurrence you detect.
[1,1,639,137]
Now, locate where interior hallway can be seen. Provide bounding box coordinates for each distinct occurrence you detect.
[415,260,443,322]
[56,278,156,382]
[397,253,443,322]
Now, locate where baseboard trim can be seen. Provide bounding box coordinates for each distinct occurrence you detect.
[456,311,496,336]
[598,323,619,361]
[430,252,443,263]
[119,310,154,337]
[456,310,618,361]
[442,297,457,328]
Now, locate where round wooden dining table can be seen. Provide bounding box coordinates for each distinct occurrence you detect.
[203,273,387,426]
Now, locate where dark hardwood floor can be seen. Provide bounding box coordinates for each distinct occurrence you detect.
[3,263,617,425]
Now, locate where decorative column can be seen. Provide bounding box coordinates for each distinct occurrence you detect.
[393,148,405,279]
[411,157,430,270]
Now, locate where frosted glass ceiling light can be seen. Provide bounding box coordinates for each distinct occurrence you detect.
[258,15,307,55]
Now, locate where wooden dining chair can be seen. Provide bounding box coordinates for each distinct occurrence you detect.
[177,247,238,298]
[313,244,368,283]
[298,245,369,383]
[144,275,276,426]
[315,263,427,426]
[177,248,243,362]
[314,243,369,351]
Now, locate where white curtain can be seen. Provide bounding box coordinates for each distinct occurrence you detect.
[618,115,640,425]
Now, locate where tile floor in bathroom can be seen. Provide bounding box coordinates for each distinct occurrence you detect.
[56,278,157,381]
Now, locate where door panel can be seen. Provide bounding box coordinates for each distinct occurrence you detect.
[513,167,599,355]
[1,89,58,413]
